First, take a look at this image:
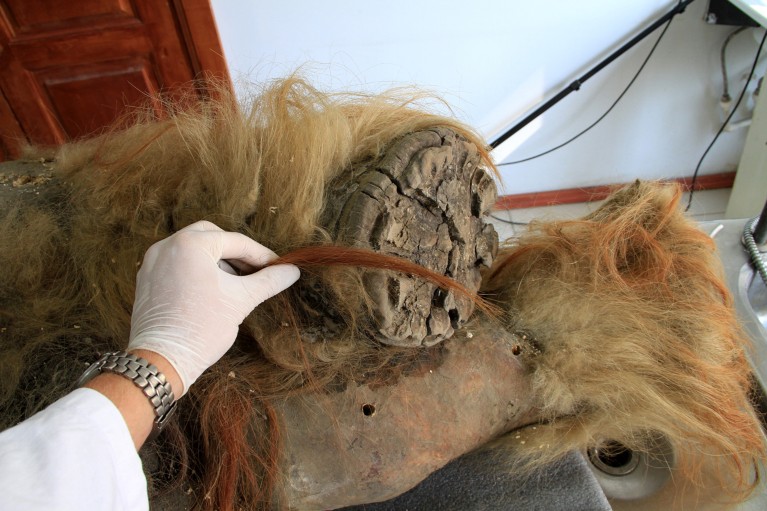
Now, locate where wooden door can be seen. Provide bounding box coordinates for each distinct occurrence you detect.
[0,0,230,160]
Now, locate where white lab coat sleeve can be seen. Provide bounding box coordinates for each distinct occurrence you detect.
[0,387,148,511]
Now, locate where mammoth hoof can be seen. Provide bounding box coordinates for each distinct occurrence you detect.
[323,127,498,347]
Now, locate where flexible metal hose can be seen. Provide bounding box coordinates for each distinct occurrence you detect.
[743,217,767,286]
[720,27,747,104]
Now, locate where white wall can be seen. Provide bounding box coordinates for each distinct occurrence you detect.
[210,0,766,194]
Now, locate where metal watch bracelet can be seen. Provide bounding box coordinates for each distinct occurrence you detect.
[76,351,177,439]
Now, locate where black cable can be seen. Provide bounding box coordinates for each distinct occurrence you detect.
[685,29,767,212]
[488,213,529,226]
[498,18,673,166]
[721,27,747,102]
[491,0,694,151]
[497,13,674,167]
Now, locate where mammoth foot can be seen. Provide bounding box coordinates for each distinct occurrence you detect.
[321,127,498,347]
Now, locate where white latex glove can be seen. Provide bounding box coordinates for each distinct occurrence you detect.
[127,221,300,395]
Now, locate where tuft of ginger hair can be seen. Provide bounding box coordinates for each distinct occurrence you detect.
[482,180,766,503]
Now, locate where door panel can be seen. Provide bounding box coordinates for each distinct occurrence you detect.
[0,87,24,160]
[42,59,161,139]
[0,0,229,158]
[2,1,136,33]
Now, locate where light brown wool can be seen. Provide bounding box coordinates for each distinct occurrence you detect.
[482,181,766,502]
[0,77,764,509]
[0,77,496,510]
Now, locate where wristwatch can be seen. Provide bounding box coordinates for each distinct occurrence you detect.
[76,351,177,439]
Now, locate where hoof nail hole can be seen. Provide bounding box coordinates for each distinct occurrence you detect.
[362,404,376,416]
[511,344,522,356]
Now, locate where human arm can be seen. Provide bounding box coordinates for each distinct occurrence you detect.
[0,220,299,509]
[89,220,300,449]
[82,349,183,449]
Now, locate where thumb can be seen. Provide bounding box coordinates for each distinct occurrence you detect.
[240,264,300,308]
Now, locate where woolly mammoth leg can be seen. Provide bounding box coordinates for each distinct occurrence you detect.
[275,325,540,510]
[268,130,513,509]
[321,127,498,346]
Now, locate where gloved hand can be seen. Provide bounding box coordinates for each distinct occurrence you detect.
[127,220,300,395]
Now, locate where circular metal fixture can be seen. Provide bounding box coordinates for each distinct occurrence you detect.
[587,441,640,476]
[585,435,674,501]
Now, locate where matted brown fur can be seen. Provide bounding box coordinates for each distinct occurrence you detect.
[0,77,497,510]
[482,181,766,503]
[0,74,764,510]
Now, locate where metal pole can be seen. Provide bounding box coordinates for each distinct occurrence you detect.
[753,195,767,245]
[490,0,697,149]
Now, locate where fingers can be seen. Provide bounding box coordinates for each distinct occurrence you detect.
[173,222,298,291]
[179,220,224,233]
[224,258,256,276]
[240,264,301,306]
[179,221,279,268]
[216,231,279,268]
[217,259,240,275]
